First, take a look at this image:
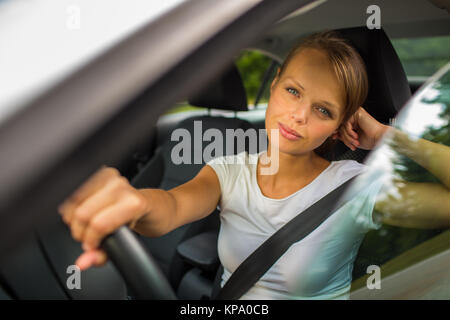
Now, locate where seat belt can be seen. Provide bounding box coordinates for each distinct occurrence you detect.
[214,176,357,300]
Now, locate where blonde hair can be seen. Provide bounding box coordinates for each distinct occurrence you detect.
[278,30,369,158]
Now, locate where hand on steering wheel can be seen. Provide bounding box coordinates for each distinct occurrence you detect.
[58,167,149,270]
[58,166,176,299]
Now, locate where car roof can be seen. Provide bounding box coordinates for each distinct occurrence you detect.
[253,0,450,60]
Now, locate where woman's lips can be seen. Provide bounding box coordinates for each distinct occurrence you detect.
[278,122,302,141]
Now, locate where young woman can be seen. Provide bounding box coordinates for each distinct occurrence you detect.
[58,31,450,299]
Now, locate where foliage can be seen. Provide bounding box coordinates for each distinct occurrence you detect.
[235,50,274,104]
[391,36,450,77]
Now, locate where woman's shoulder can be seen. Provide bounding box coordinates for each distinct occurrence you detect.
[328,159,367,181]
[205,151,254,197]
[332,159,366,170]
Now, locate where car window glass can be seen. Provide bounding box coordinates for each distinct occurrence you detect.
[164,103,206,116]
[164,50,276,116]
[235,50,277,108]
[391,35,450,86]
[350,64,450,298]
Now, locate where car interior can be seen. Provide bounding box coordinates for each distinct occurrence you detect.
[0,0,448,300]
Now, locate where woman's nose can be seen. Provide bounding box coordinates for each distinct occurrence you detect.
[290,103,309,124]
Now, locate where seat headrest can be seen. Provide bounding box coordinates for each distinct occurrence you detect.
[188,63,248,112]
[335,27,411,123]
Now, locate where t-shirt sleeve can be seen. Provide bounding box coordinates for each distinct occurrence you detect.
[206,156,228,193]
[205,154,239,209]
[342,176,385,232]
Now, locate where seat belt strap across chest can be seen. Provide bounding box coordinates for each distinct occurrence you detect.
[215,176,357,300]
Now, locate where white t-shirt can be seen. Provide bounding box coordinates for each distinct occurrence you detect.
[206,151,383,300]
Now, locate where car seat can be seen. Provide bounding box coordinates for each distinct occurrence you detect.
[129,62,261,298]
[331,26,411,162]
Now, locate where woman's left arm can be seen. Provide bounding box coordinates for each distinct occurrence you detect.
[338,107,450,229]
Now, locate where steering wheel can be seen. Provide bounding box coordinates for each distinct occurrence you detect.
[101,226,177,299]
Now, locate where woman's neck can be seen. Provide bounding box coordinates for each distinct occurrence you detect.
[257,147,331,193]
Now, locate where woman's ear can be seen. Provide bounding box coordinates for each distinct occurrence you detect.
[331,130,339,140]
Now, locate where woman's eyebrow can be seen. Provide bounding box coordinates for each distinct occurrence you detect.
[318,100,339,111]
[286,77,306,91]
[286,77,339,111]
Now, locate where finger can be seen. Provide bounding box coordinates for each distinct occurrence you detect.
[70,178,125,242]
[58,167,120,215]
[91,249,108,267]
[75,249,108,271]
[338,126,352,144]
[340,128,358,151]
[337,130,353,150]
[342,123,360,147]
[59,200,77,225]
[71,219,86,242]
[83,195,146,250]
[75,251,96,271]
[346,121,358,139]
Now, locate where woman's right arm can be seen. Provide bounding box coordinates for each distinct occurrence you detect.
[133,165,222,237]
[58,164,221,269]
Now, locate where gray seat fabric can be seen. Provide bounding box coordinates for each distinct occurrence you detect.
[136,116,259,191]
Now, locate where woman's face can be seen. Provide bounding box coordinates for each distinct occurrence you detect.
[265,47,346,156]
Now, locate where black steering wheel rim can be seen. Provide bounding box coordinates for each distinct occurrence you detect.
[101,226,177,300]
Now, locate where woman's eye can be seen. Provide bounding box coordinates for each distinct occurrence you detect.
[317,106,331,117]
[286,88,299,96]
